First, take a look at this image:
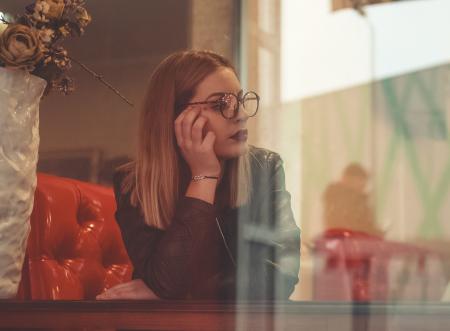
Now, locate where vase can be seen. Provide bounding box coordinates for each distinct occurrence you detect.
[0,67,46,298]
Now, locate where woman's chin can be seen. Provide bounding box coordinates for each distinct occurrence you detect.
[216,141,248,159]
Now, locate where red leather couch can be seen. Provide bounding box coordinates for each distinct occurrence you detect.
[18,173,132,300]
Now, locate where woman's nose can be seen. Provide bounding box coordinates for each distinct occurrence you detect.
[233,102,249,122]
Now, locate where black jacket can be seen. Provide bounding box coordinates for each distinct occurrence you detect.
[113,146,301,300]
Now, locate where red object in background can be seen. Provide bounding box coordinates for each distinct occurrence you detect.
[313,228,432,302]
[17,173,132,300]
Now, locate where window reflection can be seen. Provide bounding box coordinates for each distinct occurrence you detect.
[247,0,450,304]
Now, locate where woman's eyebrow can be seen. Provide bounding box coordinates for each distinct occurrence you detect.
[206,92,227,99]
[206,90,243,99]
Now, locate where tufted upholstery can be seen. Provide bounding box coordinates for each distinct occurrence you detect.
[312,228,442,301]
[18,173,133,300]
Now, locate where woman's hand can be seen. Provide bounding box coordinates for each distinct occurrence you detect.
[174,107,221,177]
[96,279,159,300]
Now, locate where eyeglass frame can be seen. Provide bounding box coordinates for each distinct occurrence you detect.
[181,91,260,119]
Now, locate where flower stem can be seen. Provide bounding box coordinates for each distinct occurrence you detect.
[69,56,134,108]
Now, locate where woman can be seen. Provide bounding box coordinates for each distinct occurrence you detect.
[97,50,300,300]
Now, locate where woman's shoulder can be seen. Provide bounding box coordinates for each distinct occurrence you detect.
[248,145,283,170]
[113,162,134,184]
[112,162,136,202]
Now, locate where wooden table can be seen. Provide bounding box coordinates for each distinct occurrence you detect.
[1,300,450,330]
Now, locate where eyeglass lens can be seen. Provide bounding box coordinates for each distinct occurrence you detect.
[219,92,258,118]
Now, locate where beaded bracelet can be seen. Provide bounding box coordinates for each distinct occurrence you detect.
[191,175,219,182]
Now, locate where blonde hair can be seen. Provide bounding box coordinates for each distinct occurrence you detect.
[121,50,252,229]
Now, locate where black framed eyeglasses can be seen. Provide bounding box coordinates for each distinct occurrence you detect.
[182,91,260,119]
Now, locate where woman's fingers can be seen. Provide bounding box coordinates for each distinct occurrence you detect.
[175,107,208,149]
[202,130,216,149]
[173,107,220,176]
[191,116,207,145]
[174,111,186,146]
[96,290,114,300]
[101,290,127,300]
[96,279,159,300]
[181,108,200,147]
[103,280,137,291]
[96,282,132,300]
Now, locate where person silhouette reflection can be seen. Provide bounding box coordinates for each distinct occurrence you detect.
[322,163,383,237]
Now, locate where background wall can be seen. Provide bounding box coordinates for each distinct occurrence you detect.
[0,0,239,184]
[191,0,239,64]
